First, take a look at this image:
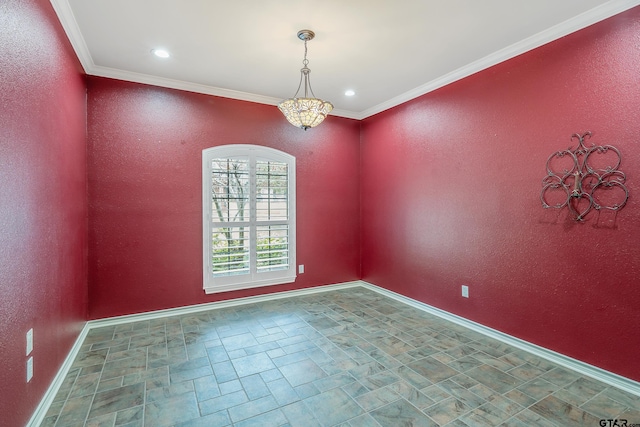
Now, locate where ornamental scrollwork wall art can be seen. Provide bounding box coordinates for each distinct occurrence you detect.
[540,132,629,222]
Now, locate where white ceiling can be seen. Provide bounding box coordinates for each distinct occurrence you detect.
[51,0,638,120]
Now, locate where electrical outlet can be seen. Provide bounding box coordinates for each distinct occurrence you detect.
[462,285,469,298]
[26,328,33,356]
[27,357,33,382]
[298,265,304,274]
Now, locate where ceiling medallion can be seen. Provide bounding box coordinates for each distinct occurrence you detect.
[278,30,333,130]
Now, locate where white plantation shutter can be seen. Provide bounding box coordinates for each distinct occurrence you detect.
[210,158,250,277]
[256,159,290,274]
[203,145,296,293]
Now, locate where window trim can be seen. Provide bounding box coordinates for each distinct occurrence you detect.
[202,144,296,294]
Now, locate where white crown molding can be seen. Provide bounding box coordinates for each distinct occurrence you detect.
[49,0,92,73]
[89,65,364,120]
[51,0,640,121]
[48,0,359,119]
[326,108,361,121]
[359,0,640,119]
[90,65,283,106]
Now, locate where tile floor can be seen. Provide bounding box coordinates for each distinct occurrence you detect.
[42,287,639,427]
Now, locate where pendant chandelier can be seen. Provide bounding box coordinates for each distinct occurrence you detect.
[278,30,333,130]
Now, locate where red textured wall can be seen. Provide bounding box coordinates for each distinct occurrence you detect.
[87,77,361,319]
[5,4,639,425]
[361,8,640,381]
[0,1,87,426]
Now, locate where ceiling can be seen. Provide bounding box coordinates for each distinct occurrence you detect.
[51,0,638,120]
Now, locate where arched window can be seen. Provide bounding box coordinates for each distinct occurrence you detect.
[202,145,296,293]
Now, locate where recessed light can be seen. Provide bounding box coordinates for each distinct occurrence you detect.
[152,49,170,58]
[344,90,355,97]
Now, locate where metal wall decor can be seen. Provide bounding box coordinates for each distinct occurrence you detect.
[540,132,629,221]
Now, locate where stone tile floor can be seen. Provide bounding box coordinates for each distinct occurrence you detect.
[42,287,640,426]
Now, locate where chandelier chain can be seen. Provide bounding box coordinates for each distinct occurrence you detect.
[303,40,309,67]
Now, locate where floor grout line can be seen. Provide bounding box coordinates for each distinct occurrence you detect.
[43,288,640,427]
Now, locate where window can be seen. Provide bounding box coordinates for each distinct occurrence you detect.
[202,145,296,293]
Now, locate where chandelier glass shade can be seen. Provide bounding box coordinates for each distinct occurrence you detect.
[278,30,333,130]
[278,96,334,131]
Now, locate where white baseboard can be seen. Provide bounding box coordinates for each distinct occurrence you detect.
[28,279,639,426]
[26,281,361,427]
[87,281,363,328]
[26,323,90,427]
[358,281,640,398]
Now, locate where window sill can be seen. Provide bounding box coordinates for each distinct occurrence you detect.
[204,275,296,294]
